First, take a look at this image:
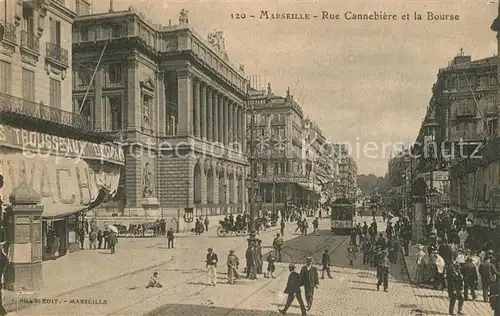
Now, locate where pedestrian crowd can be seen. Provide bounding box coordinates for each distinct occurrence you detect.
[413,229,500,315]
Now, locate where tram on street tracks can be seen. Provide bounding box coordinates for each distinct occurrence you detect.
[330,197,356,235]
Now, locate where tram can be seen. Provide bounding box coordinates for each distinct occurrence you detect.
[330,197,356,235]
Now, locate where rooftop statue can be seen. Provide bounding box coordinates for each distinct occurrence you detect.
[179,9,189,24]
[207,30,226,51]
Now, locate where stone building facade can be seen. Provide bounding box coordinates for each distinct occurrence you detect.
[0,0,123,258]
[246,85,313,211]
[72,8,248,229]
[334,144,357,200]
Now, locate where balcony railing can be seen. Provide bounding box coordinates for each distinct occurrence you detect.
[46,43,68,66]
[0,20,17,43]
[0,92,90,131]
[20,31,39,52]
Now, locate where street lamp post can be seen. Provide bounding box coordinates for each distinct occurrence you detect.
[426,134,437,234]
[246,108,259,244]
[224,184,228,215]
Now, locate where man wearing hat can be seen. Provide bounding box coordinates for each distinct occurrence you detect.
[376,249,390,292]
[461,256,478,301]
[447,256,465,315]
[279,263,307,316]
[227,250,239,285]
[479,253,499,302]
[206,248,218,286]
[299,257,319,311]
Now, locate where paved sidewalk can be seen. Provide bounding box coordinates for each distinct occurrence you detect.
[5,223,281,315]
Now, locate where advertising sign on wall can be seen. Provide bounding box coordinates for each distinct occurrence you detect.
[0,149,121,219]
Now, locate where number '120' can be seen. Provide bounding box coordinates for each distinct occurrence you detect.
[231,14,246,19]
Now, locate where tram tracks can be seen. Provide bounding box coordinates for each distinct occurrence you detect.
[138,236,335,316]
[221,235,349,316]
[141,234,348,316]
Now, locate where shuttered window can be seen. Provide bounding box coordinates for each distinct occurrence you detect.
[22,68,35,101]
[50,78,61,109]
[0,61,12,94]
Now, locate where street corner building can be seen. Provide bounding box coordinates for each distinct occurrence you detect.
[72,7,248,232]
[245,84,344,212]
[409,48,500,244]
[0,0,124,290]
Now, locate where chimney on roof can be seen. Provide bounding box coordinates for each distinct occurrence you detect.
[109,0,114,12]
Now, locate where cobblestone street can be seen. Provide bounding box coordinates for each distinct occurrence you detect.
[5,218,493,316]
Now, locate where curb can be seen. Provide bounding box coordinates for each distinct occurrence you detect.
[6,256,176,313]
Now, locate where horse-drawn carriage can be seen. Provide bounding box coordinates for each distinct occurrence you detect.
[216,220,248,237]
[114,222,156,237]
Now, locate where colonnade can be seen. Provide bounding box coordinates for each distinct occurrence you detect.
[192,78,246,151]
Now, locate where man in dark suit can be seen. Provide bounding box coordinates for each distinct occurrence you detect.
[279,263,307,316]
[299,257,319,311]
[479,256,499,302]
[447,258,465,315]
[461,257,478,301]
[377,249,390,292]
[321,249,332,279]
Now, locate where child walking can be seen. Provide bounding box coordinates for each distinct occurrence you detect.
[266,251,277,278]
[347,243,357,266]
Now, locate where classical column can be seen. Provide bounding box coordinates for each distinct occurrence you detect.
[156,70,166,136]
[232,103,238,149]
[238,106,243,150]
[224,97,229,145]
[207,87,213,142]
[177,69,193,135]
[213,92,219,143]
[242,106,247,153]
[200,84,207,139]
[218,94,224,144]
[194,79,201,138]
[201,162,207,205]
[227,102,233,144]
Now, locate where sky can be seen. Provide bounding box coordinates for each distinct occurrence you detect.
[94,0,499,176]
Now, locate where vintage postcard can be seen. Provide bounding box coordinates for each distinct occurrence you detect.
[0,0,498,315]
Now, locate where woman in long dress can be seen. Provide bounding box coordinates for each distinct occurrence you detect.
[414,244,427,283]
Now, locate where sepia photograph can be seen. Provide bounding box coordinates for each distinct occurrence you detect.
[0,0,499,315]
